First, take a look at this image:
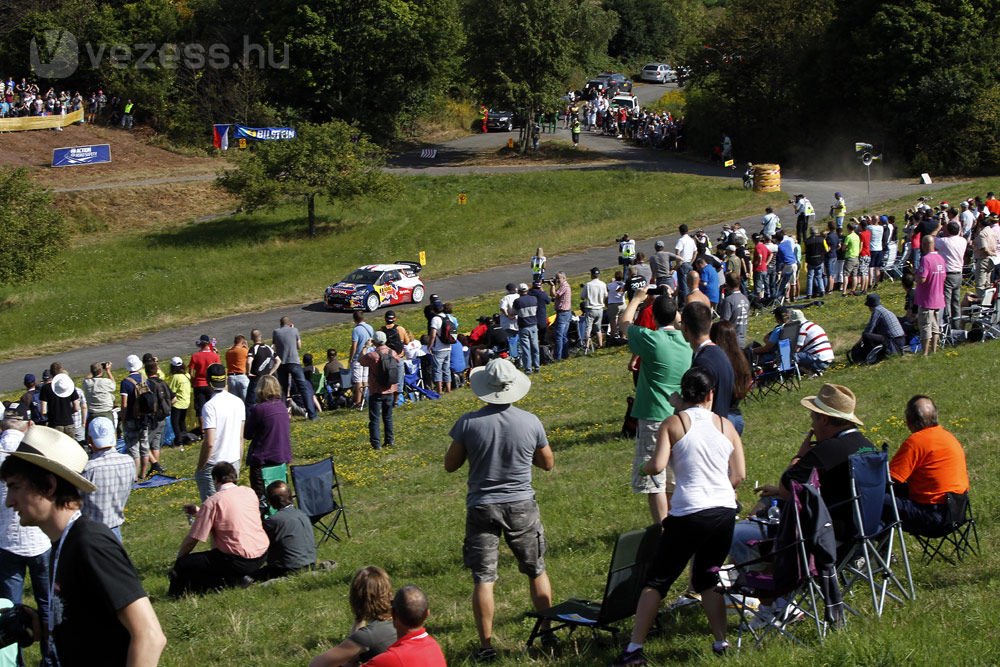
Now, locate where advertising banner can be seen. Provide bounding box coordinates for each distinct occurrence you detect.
[233,125,296,141]
[52,143,112,167]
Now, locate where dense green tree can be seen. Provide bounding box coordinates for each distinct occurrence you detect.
[604,0,676,61]
[0,168,65,286]
[217,121,394,237]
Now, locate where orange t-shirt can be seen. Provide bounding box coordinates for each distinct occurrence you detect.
[890,425,969,504]
[986,199,1000,216]
[226,346,248,374]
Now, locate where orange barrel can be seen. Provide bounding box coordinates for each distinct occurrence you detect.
[752,163,781,192]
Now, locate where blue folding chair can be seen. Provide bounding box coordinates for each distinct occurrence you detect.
[833,447,914,617]
[749,337,801,400]
[290,458,350,546]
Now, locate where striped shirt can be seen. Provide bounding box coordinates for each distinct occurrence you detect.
[796,320,834,363]
[0,430,51,557]
[82,449,135,530]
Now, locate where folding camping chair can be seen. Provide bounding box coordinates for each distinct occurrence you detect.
[715,470,844,649]
[832,447,914,618]
[909,491,980,566]
[748,337,800,401]
[960,287,1000,342]
[290,457,350,546]
[525,524,659,648]
[882,244,910,282]
[259,463,288,517]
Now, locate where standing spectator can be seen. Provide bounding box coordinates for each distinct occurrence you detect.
[246,329,278,411]
[648,240,673,288]
[19,374,44,425]
[915,235,946,355]
[530,247,546,282]
[935,221,968,328]
[81,417,134,540]
[682,303,734,419]
[189,334,220,425]
[119,355,149,481]
[774,231,798,301]
[619,287,690,523]
[83,361,116,424]
[445,359,555,662]
[196,364,245,500]
[761,207,780,237]
[360,332,399,450]
[718,274,750,347]
[428,303,453,395]
[168,357,192,445]
[0,426,166,665]
[618,234,637,276]
[694,257,720,309]
[826,222,841,294]
[972,214,998,295]
[606,272,626,340]
[549,272,572,360]
[804,227,828,298]
[869,215,886,287]
[142,359,171,477]
[225,335,250,402]
[709,321,752,435]
[674,224,697,302]
[40,371,79,438]
[752,234,771,299]
[527,281,552,351]
[580,268,608,349]
[121,98,135,129]
[842,222,861,295]
[272,317,317,420]
[244,375,292,499]
[380,311,411,403]
[0,403,51,658]
[831,192,847,230]
[858,219,872,293]
[499,284,520,362]
[513,284,541,374]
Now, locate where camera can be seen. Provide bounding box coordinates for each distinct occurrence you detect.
[0,604,35,649]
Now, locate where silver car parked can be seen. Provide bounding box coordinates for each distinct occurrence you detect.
[640,63,675,84]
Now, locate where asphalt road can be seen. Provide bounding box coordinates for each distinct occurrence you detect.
[0,97,961,391]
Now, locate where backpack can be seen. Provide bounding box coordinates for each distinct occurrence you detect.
[125,376,156,420]
[145,376,173,422]
[439,317,456,345]
[23,389,45,424]
[376,350,400,387]
[382,326,404,354]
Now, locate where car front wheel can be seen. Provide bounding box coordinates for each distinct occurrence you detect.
[411,285,425,303]
[365,293,381,312]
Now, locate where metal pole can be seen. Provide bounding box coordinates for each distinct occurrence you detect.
[866,163,871,210]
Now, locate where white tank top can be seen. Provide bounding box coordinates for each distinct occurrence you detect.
[669,407,737,517]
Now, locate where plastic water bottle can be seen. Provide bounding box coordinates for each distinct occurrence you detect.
[767,499,781,524]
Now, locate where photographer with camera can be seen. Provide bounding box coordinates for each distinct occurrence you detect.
[0,425,166,666]
[83,361,116,425]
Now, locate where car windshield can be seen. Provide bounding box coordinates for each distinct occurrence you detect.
[643,65,660,71]
[340,269,382,284]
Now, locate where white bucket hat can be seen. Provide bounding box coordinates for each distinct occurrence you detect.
[470,358,531,404]
[12,425,97,492]
[51,373,75,398]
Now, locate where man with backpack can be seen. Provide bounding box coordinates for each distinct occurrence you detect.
[246,328,278,410]
[380,311,412,403]
[429,302,456,395]
[360,331,400,450]
[119,354,172,480]
[142,357,173,477]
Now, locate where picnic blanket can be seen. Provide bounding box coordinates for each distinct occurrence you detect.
[133,474,189,490]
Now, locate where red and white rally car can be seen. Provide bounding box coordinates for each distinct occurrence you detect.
[324,261,425,312]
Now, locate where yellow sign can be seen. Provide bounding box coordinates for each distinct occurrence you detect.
[724,159,734,168]
[418,250,426,266]
[0,108,83,132]
[238,138,247,149]
[457,193,468,205]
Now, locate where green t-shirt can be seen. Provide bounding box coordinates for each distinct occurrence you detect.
[844,232,861,259]
[628,325,692,421]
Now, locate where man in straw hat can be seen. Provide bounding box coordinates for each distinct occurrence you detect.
[0,425,166,665]
[445,358,554,662]
[731,383,878,566]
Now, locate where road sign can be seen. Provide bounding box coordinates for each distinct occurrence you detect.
[457,193,468,205]
[238,138,247,149]
[419,250,426,266]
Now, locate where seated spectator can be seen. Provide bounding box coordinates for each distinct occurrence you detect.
[259,481,316,580]
[168,462,268,596]
[887,396,970,535]
[81,417,134,541]
[850,293,906,362]
[309,566,396,667]
[749,306,792,364]
[789,309,834,375]
[363,585,447,667]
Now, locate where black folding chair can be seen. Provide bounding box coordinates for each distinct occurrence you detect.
[290,457,350,546]
[910,491,980,566]
[525,524,659,647]
[715,470,844,650]
[833,447,914,618]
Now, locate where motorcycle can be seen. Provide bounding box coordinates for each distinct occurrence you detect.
[742,163,754,190]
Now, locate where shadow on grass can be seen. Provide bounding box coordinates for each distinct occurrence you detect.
[548,425,625,452]
[146,212,355,248]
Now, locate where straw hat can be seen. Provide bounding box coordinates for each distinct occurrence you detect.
[800,384,863,425]
[470,358,531,404]
[12,425,97,492]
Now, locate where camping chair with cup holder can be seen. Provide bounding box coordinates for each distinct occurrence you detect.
[290,457,350,546]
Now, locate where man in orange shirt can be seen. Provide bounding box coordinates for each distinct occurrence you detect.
[888,395,970,534]
[985,191,1000,216]
[226,334,250,402]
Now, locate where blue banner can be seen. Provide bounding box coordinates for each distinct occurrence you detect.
[233,125,297,141]
[52,144,112,167]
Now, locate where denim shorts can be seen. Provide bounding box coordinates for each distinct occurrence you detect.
[464,498,546,583]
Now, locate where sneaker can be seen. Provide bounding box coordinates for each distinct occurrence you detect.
[712,640,730,656]
[747,603,775,631]
[611,647,647,666]
[774,602,805,628]
[472,647,498,663]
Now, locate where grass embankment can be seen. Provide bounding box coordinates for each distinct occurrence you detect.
[0,170,783,359]
[18,279,994,666]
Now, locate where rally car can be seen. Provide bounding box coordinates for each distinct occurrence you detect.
[324,262,425,312]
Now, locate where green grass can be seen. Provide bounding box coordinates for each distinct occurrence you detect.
[21,280,996,666]
[0,170,783,359]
